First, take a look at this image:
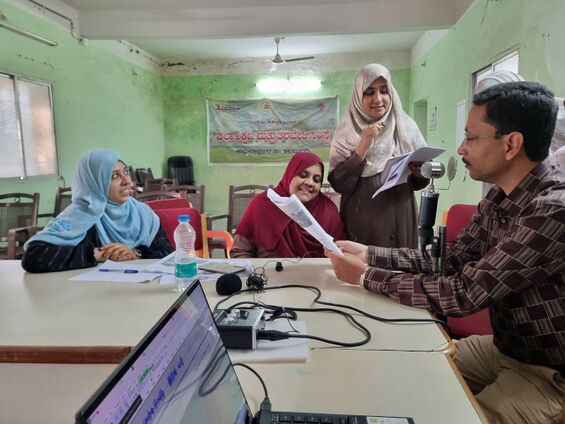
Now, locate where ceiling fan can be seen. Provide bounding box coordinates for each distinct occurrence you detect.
[270,37,315,64]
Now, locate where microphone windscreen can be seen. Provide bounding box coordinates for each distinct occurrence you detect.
[216,273,242,296]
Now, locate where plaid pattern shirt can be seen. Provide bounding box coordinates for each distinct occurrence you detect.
[363,162,565,374]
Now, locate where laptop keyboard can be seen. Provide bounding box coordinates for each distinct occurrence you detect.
[256,411,368,424]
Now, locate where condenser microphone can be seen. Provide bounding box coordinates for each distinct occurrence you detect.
[418,189,439,254]
[418,161,445,255]
[420,161,445,179]
[216,273,243,296]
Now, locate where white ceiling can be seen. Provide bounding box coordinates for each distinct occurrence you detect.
[43,0,475,64]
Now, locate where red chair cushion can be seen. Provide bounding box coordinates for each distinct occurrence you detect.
[146,202,202,251]
[448,309,493,339]
[445,204,478,242]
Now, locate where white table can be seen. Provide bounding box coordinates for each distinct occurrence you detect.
[0,350,486,424]
[0,259,448,362]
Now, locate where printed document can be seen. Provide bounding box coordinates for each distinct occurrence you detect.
[372,146,445,198]
[267,189,343,255]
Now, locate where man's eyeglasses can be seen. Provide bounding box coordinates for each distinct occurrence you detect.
[462,133,506,143]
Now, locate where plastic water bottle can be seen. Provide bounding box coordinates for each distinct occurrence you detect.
[173,214,198,292]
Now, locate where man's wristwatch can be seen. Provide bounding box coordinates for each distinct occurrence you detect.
[133,248,142,258]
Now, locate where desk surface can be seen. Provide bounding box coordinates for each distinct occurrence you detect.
[0,350,484,424]
[0,259,448,358]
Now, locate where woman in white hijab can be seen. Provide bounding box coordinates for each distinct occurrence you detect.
[328,64,428,248]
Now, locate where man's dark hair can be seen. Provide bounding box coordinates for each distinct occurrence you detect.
[473,81,557,161]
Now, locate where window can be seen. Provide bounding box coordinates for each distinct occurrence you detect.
[0,72,57,179]
[472,50,520,94]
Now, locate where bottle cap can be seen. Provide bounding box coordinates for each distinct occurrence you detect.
[178,214,190,222]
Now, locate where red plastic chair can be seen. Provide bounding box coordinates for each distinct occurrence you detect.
[145,198,233,258]
[444,204,493,339]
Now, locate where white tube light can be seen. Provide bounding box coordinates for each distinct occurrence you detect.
[256,76,321,93]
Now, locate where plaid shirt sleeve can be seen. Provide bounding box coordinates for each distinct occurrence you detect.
[362,196,565,317]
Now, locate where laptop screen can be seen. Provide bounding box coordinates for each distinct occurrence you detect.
[76,281,253,424]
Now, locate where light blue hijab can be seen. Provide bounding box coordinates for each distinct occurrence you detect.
[26,150,160,248]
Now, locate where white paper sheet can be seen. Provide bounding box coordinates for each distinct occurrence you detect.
[372,146,445,198]
[267,189,343,255]
[69,260,163,283]
[227,320,309,363]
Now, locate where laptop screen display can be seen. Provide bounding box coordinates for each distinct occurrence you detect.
[76,282,252,424]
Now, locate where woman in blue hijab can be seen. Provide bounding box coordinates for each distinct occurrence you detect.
[22,150,173,273]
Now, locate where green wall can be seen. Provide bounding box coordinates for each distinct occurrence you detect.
[409,0,565,218]
[2,0,565,227]
[162,69,410,218]
[0,0,165,218]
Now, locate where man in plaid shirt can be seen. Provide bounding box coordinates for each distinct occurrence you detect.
[327,81,565,424]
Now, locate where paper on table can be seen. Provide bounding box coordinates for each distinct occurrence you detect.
[69,260,162,283]
[227,320,309,363]
[372,146,445,198]
[267,189,343,255]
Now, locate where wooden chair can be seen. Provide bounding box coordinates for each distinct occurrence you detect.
[166,185,205,213]
[53,186,73,217]
[143,178,178,192]
[443,203,493,339]
[145,198,233,258]
[0,193,40,259]
[207,184,270,257]
[136,191,185,202]
[321,183,341,211]
[135,168,154,186]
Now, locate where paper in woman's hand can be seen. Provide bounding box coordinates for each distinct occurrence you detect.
[372,146,445,198]
[267,189,343,255]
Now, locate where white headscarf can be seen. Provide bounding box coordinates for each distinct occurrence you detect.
[330,64,426,177]
[475,70,524,93]
[552,98,565,153]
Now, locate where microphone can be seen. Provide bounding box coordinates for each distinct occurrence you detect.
[418,189,439,253]
[216,273,242,296]
[418,161,445,255]
[420,161,445,179]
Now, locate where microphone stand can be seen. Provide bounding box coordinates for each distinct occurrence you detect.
[418,177,447,276]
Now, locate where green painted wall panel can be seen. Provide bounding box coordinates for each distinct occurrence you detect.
[0,0,165,218]
[409,0,565,219]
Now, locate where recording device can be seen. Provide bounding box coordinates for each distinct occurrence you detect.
[214,308,265,349]
[216,273,243,295]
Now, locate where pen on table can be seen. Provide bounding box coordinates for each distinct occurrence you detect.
[99,268,139,274]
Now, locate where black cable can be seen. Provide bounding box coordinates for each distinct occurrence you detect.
[223,297,372,347]
[217,283,447,328]
[233,363,268,399]
[257,329,367,348]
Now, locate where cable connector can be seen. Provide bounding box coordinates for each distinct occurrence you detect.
[259,397,272,412]
[256,330,290,341]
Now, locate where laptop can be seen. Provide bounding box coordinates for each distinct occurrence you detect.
[75,280,415,424]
